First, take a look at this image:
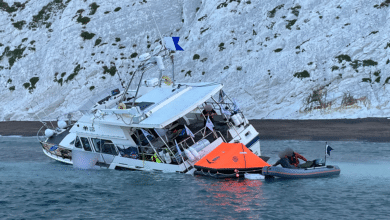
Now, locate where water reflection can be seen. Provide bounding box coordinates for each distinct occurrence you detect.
[197,178,264,213]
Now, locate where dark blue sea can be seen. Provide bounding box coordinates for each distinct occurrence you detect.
[1,136,389,219]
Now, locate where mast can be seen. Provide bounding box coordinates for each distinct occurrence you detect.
[132,68,146,107]
[119,69,138,103]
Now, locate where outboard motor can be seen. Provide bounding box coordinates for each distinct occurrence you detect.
[313,158,325,167]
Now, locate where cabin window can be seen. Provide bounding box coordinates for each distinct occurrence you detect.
[80,137,92,151]
[91,139,116,155]
[91,138,104,152]
[101,143,118,156]
[130,134,140,145]
[74,136,82,149]
[117,145,139,158]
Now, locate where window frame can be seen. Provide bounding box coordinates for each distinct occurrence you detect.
[79,137,92,152]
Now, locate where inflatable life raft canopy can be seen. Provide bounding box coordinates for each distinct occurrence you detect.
[194,143,270,174]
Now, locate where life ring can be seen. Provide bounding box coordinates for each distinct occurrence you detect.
[162,76,172,86]
[118,103,126,109]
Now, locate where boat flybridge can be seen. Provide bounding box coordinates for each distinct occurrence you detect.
[38,44,262,173]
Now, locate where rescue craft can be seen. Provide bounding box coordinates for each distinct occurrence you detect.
[262,160,341,179]
[37,41,263,173]
[193,142,270,178]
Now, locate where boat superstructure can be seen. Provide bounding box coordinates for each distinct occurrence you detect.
[38,44,262,173]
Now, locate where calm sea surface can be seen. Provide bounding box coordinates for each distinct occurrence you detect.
[0,137,389,219]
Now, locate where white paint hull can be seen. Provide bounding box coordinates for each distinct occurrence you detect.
[41,137,225,173]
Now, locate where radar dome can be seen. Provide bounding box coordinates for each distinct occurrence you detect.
[57,120,67,129]
[45,129,55,138]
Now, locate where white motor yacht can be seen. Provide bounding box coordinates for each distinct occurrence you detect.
[38,43,262,173]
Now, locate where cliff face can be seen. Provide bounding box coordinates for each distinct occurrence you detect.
[1,0,390,121]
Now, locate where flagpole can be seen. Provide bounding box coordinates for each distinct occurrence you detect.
[324,142,327,165]
[175,140,188,172]
[142,129,165,163]
[198,106,207,137]
[184,125,196,144]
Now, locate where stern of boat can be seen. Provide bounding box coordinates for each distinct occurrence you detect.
[228,124,261,156]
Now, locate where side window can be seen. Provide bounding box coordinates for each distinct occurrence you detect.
[91,138,103,152]
[74,136,82,149]
[80,137,92,151]
[131,134,140,145]
[102,142,118,156]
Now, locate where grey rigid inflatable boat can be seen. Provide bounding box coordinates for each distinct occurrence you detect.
[262,165,341,179]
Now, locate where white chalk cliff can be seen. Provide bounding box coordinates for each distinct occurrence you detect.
[0,0,389,121]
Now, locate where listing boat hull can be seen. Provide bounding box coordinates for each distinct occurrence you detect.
[262,165,341,179]
[36,38,264,173]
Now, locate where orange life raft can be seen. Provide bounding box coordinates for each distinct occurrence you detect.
[194,142,270,178]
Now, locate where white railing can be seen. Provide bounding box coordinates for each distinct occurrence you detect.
[177,127,226,150]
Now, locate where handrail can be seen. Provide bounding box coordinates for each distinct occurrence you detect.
[226,121,242,140]
[177,126,207,146]
[177,126,222,151]
[216,130,227,143]
[139,136,166,163]
[36,125,46,143]
[154,129,177,159]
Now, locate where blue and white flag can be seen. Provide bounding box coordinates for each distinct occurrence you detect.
[326,145,333,156]
[220,105,231,116]
[164,37,184,51]
[233,99,240,111]
[184,125,195,138]
[175,140,182,155]
[206,116,214,131]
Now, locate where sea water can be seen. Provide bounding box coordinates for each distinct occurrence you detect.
[0,137,389,219]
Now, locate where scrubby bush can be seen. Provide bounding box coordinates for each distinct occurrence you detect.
[294,70,310,79]
[80,31,95,40]
[89,3,100,15]
[274,48,283,52]
[130,52,138,58]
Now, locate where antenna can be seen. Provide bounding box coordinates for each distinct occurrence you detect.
[147,3,165,47]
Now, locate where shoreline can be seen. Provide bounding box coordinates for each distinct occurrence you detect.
[0,118,389,142]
